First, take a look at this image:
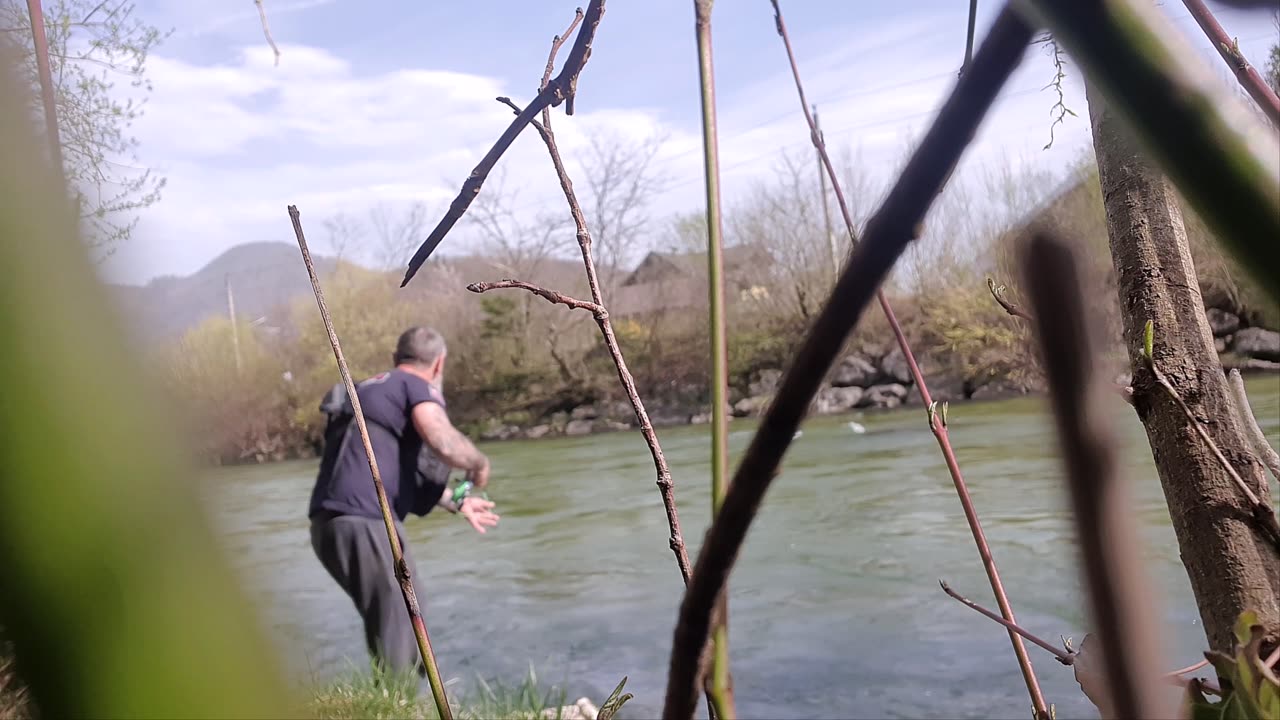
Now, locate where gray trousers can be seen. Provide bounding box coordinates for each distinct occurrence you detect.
[310,514,425,679]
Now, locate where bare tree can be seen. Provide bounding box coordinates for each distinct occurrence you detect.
[369,201,428,271]
[728,150,831,322]
[578,128,667,292]
[0,0,167,255]
[469,169,567,279]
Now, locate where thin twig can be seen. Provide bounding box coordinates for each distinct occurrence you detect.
[467,279,603,317]
[987,277,1034,321]
[543,7,584,92]
[1179,0,1280,127]
[940,581,1074,663]
[1023,229,1170,720]
[253,0,281,66]
[662,9,1037,720]
[1146,359,1280,553]
[764,3,1049,717]
[401,0,607,287]
[692,1,734,717]
[961,0,979,76]
[288,206,453,720]
[1164,659,1210,678]
[986,277,1136,406]
[1265,644,1280,670]
[1228,368,1280,482]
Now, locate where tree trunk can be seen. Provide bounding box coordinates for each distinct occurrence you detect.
[1085,81,1280,653]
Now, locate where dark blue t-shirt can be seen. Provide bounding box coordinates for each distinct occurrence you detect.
[308,369,450,521]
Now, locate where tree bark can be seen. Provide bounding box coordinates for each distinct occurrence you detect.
[1085,81,1280,653]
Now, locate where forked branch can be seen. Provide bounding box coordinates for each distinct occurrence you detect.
[477,13,695,592]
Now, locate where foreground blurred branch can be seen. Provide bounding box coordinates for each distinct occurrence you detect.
[401,0,606,287]
[1022,229,1169,720]
[764,2,1048,715]
[288,205,453,720]
[662,8,1039,720]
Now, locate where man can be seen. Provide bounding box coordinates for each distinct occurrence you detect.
[308,325,498,680]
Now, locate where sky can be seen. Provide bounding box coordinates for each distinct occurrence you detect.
[95,0,1280,285]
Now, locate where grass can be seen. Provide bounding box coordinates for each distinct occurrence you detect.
[2,655,603,720]
[304,666,593,720]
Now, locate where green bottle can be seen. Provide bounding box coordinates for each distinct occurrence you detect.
[449,478,488,509]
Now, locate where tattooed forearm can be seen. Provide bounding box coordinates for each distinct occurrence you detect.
[413,403,489,472]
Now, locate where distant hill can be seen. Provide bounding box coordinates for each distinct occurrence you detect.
[107,242,341,343]
[106,242,608,344]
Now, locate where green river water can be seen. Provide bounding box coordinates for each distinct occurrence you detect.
[204,377,1279,719]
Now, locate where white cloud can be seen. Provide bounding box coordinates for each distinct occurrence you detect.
[99,2,1280,286]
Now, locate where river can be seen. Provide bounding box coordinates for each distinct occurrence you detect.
[204,377,1279,719]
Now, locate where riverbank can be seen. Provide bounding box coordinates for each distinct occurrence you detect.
[0,661,600,720]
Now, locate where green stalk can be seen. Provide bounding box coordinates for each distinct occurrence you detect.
[1016,0,1280,303]
[693,1,734,718]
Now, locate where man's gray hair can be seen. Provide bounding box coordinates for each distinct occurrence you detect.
[393,326,447,367]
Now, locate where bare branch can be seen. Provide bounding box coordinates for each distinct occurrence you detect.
[1228,368,1280,481]
[254,0,281,67]
[467,279,604,317]
[1179,0,1280,126]
[1022,229,1172,720]
[1146,357,1280,552]
[401,0,607,287]
[663,9,1038,720]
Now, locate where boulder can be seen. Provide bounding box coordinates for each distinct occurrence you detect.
[594,419,630,433]
[749,368,783,397]
[864,383,909,409]
[880,346,913,385]
[549,411,570,429]
[1215,336,1228,354]
[524,424,553,440]
[1222,357,1280,373]
[1206,308,1241,337]
[831,354,879,387]
[565,419,594,436]
[648,409,688,427]
[480,424,520,441]
[733,396,771,418]
[1231,327,1280,362]
[541,698,599,720]
[814,386,864,415]
[571,404,599,420]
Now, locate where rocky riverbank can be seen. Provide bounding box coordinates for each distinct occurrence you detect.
[476,313,1280,443]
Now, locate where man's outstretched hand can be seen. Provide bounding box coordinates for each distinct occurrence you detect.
[459,496,500,534]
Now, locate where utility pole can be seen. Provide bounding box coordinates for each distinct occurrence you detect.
[226,274,243,374]
[812,104,839,278]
